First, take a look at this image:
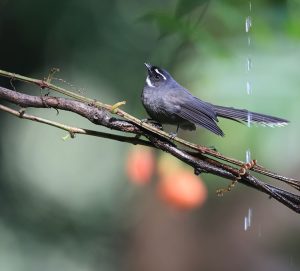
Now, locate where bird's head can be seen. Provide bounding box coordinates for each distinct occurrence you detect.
[144,63,172,88]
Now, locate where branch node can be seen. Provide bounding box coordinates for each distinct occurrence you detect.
[87,99,98,107]
[35,80,50,89]
[62,134,70,141]
[194,167,202,176]
[41,95,51,108]
[62,132,75,141]
[46,68,60,84]
[18,108,26,118]
[70,131,75,138]
[110,101,126,113]
[239,159,257,176]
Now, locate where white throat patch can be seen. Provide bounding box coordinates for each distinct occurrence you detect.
[154,69,167,80]
[146,76,155,87]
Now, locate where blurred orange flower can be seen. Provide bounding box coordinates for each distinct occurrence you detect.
[126,146,155,185]
[158,170,207,210]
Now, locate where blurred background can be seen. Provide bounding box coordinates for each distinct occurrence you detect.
[0,0,300,270]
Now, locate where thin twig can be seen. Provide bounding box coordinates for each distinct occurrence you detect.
[0,104,153,147]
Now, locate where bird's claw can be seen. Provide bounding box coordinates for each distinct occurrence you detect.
[169,132,177,140]
[140,118,163,130]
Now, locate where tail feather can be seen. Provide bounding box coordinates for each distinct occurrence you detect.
[212,105,289,127]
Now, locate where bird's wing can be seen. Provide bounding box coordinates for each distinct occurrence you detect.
[167,92,224,136]
[179,106,224,136]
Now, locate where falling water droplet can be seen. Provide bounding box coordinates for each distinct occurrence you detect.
[246,81,252,95]
[244,4,254,235]
[244,208,253,231]
[247,111,252,127]
[245,16,252,33]
[246,149,251,163]
[246,57,252,71]
[247,208,252,227]
[244,216,248,231]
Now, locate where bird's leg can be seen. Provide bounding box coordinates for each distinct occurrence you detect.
[169,124,179,139]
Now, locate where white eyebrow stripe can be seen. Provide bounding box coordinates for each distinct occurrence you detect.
[146,76,155,87]
[154,68,167,80]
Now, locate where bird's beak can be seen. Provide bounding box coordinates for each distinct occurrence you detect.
[144,62,152,74]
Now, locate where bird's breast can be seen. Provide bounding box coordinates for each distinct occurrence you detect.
[141,87,180,124]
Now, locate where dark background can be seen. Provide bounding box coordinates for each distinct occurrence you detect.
[0,0,300,270]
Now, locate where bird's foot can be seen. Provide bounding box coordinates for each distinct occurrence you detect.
[140,118,163,130]
[168,132,177,140]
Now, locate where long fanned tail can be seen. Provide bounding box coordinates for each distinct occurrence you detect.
[212,105,289,127]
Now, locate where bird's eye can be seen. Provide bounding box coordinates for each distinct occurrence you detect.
[153,68,167,81]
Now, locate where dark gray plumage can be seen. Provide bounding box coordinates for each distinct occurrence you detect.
[141,63,289,136]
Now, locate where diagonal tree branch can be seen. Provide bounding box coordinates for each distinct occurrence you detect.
[0,71,281,169]
[0,81,298,188]
[0,69,295,187]
[0,76,299,213]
